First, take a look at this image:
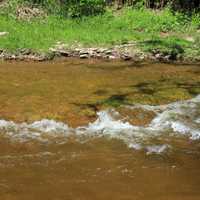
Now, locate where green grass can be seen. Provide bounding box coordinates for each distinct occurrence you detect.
[0,8,200,58]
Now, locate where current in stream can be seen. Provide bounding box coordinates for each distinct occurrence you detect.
[0,59,199,200]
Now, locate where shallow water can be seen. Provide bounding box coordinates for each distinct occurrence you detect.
[0,60,199,200]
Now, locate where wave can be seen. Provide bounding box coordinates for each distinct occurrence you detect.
[0,95,199,154]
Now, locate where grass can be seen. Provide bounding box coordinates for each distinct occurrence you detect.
[0,7,200,58]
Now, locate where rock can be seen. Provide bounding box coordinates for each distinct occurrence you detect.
[90,48,98,52]
[108,55,116,59]
[80,53,89,59]
[0,32,8,36]
[95,54,102,58]
[104,49,112,55]
[20,48,32,55]
[7,55,16,60]
[121,53,132,61]
[95,49,101,53]
[58,50,69,57]
[50,48,69,57]
[80,49,90,54]
[155,53,161,59]
[90,52,98,58]
[164,55,171,61]
[96,48,106,53]
[79,50,90,58]
[185,36,195,42]
[139,55,145,60]
[74,48,81,52]
[33,56,47,62]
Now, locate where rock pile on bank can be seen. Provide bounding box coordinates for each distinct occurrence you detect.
[0,49,49,61]
[0,41,199,64]
[50,42,145,61]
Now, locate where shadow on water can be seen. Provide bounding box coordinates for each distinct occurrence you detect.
[85,62,148,70]
[176,82,200,95]
[74,94,130,109]
[134,82,157,95]
[93,89,108,96]
[133,79,200,96]
[99,94,129,107]
[73,102,99,113]
[81,79,200,110]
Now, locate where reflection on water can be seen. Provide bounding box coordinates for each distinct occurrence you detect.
[0,60,199,200]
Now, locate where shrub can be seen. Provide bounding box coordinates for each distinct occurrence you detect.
[67,0,106,17]
[20,0,106,17]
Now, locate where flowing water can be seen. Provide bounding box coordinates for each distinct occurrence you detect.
[0,59,199,200]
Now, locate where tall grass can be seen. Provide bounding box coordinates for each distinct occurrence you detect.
[0,8,198,55]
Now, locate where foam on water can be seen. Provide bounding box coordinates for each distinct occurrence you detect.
[148,95,200,139]
[29,119,69,134]
[0,119,72,142]
[0,95,199,153]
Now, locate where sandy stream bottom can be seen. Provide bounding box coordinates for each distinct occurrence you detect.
[0,60,199,200]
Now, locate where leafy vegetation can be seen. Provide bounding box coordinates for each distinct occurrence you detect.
[112,0,200,11]
[1,0,106,17]
[0,0,200,60]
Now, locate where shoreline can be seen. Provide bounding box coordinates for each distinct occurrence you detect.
[0,46,200,65]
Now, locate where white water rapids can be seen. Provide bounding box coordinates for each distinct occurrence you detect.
[0,95,199,154]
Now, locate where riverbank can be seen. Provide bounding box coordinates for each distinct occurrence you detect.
[0,7,200,63]
[1,44,200,64]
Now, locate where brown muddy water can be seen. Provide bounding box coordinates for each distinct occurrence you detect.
[0,59,200,200]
